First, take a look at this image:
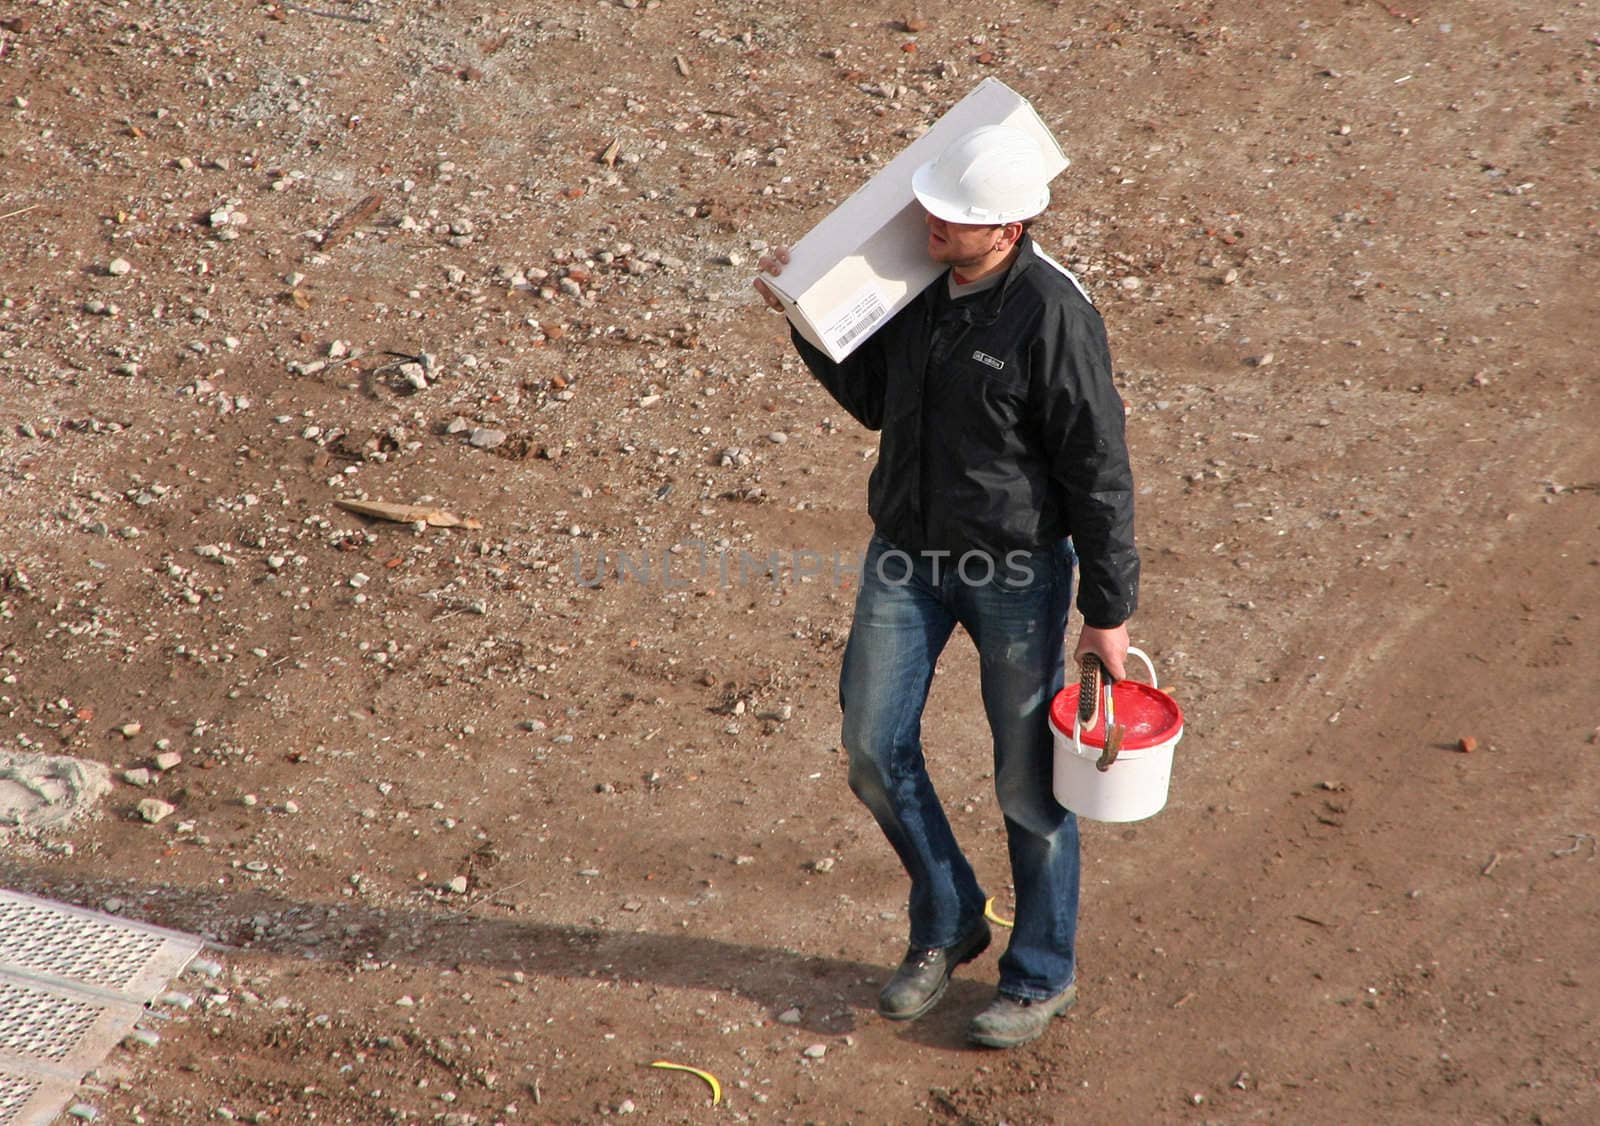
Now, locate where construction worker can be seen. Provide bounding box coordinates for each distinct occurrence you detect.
[754,124,1140,1048]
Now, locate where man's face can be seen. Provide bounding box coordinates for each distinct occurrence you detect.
[921,209,1017,276]
[921,211,1004,265]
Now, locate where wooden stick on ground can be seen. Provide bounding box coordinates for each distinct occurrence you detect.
[335,498,481,530]
[319,192,384,250]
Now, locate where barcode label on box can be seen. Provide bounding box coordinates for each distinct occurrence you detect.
[822,284,890,356]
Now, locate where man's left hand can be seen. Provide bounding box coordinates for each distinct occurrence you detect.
[753,246,791,312]
[1073,623,1130,681]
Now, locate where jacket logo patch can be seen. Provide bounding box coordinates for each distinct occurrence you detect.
[972,351,1005,371]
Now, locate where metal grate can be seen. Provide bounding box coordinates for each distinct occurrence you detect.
[0,1068,79,1126]
[0,889,208,1125]
[0,1073,40,1126]
[0,899,164,993]
[0,891,203,1004]
[0,981,104,1067]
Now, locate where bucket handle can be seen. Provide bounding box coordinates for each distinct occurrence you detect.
[1072,646,1157,762]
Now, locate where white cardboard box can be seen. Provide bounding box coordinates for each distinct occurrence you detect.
[759,78,1068,362]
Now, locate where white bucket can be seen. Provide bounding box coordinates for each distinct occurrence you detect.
[1049,648,1183,823]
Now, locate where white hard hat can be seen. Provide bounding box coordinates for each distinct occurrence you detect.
[911,124,1051,225]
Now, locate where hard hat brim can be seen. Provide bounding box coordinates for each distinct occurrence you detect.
[911,159,1048,225]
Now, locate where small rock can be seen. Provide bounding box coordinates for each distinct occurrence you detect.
[766,432,789,445]
[122,768,153,787]
[447,875,469,894]
[777,1007,802,1024]
[136,798,176,824]
[119,722,142,738]
[803,1043,827,1060]
[154,751,183,771]
[445,416,472,434]
[469,428,508,449]
[809,857,835,874]
[615,1100,636,1116]
[107,258,132,276]
[1457,736,1478,753]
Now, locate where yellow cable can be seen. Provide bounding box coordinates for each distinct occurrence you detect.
[650,1060,723,1105]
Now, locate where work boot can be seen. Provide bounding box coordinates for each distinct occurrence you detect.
[966,983,1078,1048]
[877,918,991,1021]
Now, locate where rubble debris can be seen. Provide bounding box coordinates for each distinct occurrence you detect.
[0,751,112,831]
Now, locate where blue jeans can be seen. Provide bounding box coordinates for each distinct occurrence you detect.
[840,533,1079,1001]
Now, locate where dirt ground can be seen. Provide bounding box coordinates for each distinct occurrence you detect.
[2,0,1597,1122]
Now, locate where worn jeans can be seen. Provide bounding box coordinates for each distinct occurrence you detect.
[840,532,1079,1001]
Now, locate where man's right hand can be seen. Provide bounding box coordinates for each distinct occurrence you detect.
[753,246,791,312]
[1074,622,1130,682]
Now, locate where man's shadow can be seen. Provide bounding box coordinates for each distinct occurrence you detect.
[0,865,983,1040]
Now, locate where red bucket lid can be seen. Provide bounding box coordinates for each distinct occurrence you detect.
[1049,681,1183,750]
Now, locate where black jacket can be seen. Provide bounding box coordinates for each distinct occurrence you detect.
[791,235,1139,628]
